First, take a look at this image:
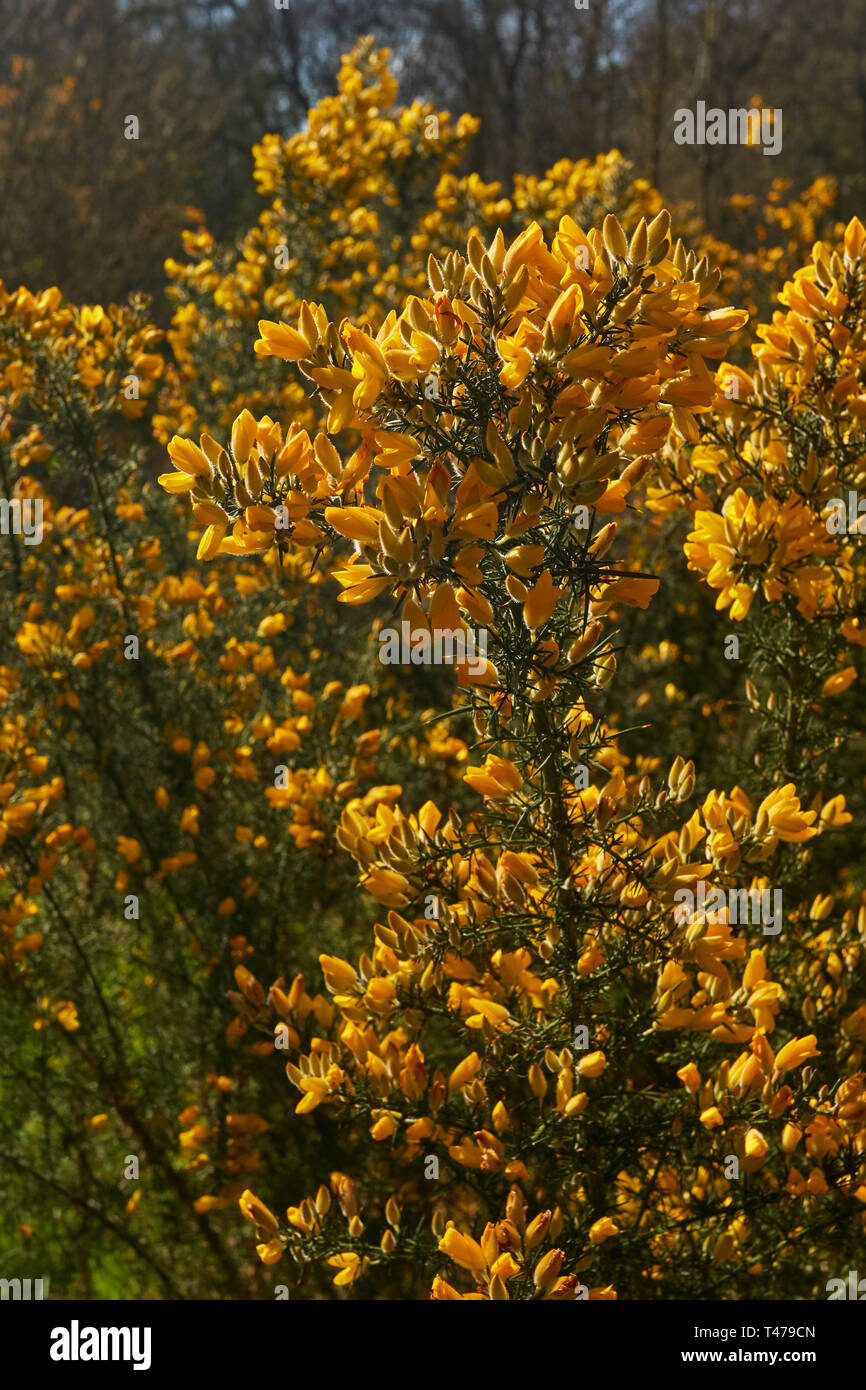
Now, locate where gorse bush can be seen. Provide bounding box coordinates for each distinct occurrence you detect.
[1,40,864,1301]
[0,258,466,1300]
[0,283,414,1298]
[162,203,866,1297]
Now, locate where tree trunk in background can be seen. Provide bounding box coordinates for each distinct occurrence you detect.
[695,0,718,224]
[856,0,866,196]
[650,0,669,189]
[580,0,607,154]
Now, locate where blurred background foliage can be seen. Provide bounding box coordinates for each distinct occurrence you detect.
[1,0,866,306]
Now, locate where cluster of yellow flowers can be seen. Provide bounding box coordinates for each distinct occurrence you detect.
[652,216,866,730]
[0,283,163,428]
[161,209,746,695]
[154,42,841,462]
